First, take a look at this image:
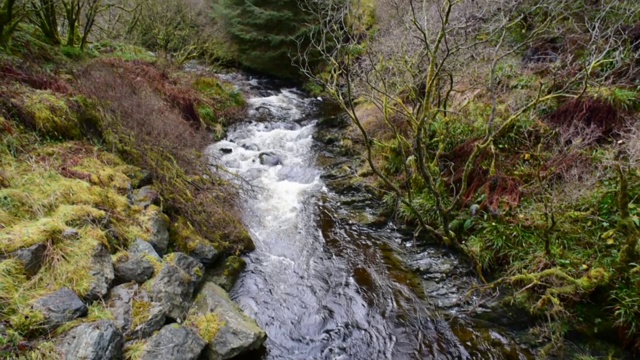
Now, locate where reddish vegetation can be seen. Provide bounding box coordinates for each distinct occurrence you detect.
[34,142,96,182]
[441,139,523,213]
[546,97,620,139]
[483,175,522,214]
[99,58,202,125]
[540,151,585,181]
[441,139,489,203]
[0,64,71,94]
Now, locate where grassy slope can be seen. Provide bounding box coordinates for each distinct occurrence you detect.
[0,28,248,357]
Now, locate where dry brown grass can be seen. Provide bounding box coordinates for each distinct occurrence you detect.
[75,59,251,253]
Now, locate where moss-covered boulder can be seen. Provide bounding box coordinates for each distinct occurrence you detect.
[186,281,266,360]
[203,256,246,292]
[105,283,165,341]
[149,252,204,322]
[172,217,220,267]
[139,206,170,256]
[12,88,82,139]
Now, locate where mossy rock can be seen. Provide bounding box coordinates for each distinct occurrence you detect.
[171,217,220,266]
[203,256,246,292]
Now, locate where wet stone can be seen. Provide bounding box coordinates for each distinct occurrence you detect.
[106,283,165,340]
[144,207,170,256]
[114,255,155,284]
[258,152,282,166]
[86,245,115,300]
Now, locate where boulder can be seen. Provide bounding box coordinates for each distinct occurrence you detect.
[127,168,153,189]
[188,282,266,360]
[129,186,160,209]
[129,238,161,261]
[11,243,46,277]
[86,245,115,300]
[150,253,204,322]
[241,143,259,151]
[173,218,220,267]
[33,287,87,331]
[139,324,206,360]
[188,242,219,267]
[203,256,246,292]
[106,283,165,340]
[144,206,170,256]
[57,320,123,360]
[114,254,155,284]
[258,152,281,166]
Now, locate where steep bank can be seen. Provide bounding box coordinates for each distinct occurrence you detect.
[0,34,264,359]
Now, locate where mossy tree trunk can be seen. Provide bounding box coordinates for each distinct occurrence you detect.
[32,0,61,45]
[62,0,81,47]
[0,0,17,46]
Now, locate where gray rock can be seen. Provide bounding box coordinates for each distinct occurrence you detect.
[258,152,281,166]
[150,253,204,322]
[114,255,155,284]
[61,228,80,239]
[241,143,259,151]
[189,243,220,267]
[129,238,161,261]
[145,207,170,256]
[33,287,87,331]
[86,245,115,300]
[11,243,46,277]
[57,320,123,360]
[106,283,165,340]
[189,282,266,360]
[139,324,206,360]
[130,186,159,209]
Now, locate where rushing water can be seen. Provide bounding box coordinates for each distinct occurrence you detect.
[208,76,531,360]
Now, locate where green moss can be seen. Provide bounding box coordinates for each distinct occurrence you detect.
[131,299,152,329]
[171,216,212,254]
[20,341,62,360]
[186,312,224,343]
[19,89,80,139]
[0,259,46,336]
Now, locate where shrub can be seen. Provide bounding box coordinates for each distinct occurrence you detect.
[76,60,252,253]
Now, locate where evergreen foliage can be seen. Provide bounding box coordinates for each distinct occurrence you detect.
[214,0,314,78]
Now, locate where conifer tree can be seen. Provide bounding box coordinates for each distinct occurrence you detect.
[215,0,313,78]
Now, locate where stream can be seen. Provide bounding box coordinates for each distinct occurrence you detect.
[208,75,532,360]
